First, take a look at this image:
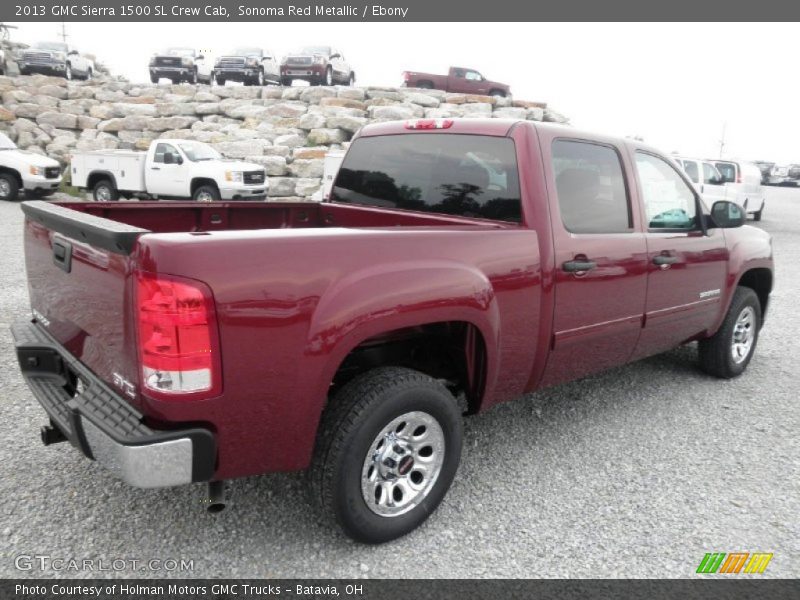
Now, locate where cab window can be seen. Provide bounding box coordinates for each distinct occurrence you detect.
[154,143,180,164]
[552,139,632,234]
[635,152,698,230]
[702,162,720,183]
[465,70,482,81]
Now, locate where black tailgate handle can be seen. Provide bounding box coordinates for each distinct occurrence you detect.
[53,240,73,273]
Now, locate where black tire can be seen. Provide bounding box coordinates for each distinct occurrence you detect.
[92,179,119,202]
[281,77,292,86]
[753,208,763,222]
[699,287,761,379]
[192,184,219,202]
[85,68,93,81]
[489,89,506,98]
[150,73,159,84]
[417,81,433,89]
[310,367,463,544]
[215,76,226,86]
[348,72,355,86]
[256,69,265,86]
[20,68,30,76]
[0,173,20,202]
[189,68,198,84]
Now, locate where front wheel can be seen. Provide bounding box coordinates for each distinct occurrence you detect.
[0,174,20,202]
[215,76,226,86]
[699,286,761,378]
[348,72,355,86]
[489,89,506,98]
[193,184,219,202]
[753,208,763,222]
[92,179,119,202]
[310,367,463,544]
[84,68,93,81]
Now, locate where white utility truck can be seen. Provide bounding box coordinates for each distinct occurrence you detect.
[0,133,63,201]
[70,139,268,201]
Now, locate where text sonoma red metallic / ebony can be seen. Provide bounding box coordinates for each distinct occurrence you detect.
[12,118,773,543]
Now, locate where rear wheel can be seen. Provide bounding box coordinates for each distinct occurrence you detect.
[417,81,433,89]
[0,174,20,202]
[92,179,119,202]
[753,207,763,221]
[310,367,463,544]
[281,77,292,86]
[150,73,159,84]
[193,184,219,202]
[84,67,93,81]
[699,286,761,378]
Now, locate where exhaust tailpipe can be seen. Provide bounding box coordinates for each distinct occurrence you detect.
[205,480,229,514]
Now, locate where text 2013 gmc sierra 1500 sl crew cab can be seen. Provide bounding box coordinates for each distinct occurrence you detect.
[12,119,773,543]
[70,139,267,202]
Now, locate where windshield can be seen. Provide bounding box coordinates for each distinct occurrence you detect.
[331,133,522,223]
[231,47,261,56]
[32,42,68,52]
[164,47,195,57]
[0,133,17,150]
[299,46,330,55]
[178,142,220,162]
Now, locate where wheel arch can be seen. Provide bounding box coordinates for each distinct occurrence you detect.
[0,166,23,187]
[190,177,219,196]
[87,170,117,190]
[736,267,773,322]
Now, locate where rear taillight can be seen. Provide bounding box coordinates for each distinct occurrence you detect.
[402,71,409,80]
[136,272,221,399]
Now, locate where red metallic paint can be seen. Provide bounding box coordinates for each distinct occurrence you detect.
[22,120,773,483]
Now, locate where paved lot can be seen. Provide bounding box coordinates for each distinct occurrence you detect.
[0,190,797,579]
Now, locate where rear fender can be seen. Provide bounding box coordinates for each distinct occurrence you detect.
[306,259,501,411]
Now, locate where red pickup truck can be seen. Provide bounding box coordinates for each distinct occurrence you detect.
[13,118,773,544]
[402,67,511,97]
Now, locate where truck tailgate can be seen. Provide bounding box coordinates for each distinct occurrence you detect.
[21,201,148,404]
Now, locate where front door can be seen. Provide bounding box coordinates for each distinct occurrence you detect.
[146,142,189,198]
[630,151,729,360]
[539,137,649,388]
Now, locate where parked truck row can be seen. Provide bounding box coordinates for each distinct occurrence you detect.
[11,118,773,544]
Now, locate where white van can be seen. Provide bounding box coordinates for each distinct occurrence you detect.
[711,159,765,221]
[674,156,728,205]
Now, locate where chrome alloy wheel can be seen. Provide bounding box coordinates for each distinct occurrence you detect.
[196,191,214,202]
[731,306,756,364]
[361,411,445,517]
[0,179,10,198]
[95,185,111,201]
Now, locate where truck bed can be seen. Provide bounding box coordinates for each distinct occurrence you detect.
[33,200,514,236]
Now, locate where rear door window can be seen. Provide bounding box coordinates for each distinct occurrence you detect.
[331,134,522,223]
[714,161,737,183]
[682,160,700,183]
[551,139,632,233]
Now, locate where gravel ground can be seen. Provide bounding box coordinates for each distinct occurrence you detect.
[0,189,797,579]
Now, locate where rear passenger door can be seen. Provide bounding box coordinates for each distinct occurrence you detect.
[539,137,649,387]
[630,151,728,360]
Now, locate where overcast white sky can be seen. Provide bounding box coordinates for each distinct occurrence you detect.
[10,22,800,163]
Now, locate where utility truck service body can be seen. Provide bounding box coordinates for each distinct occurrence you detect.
[13,119,773,543]
[70,139,267,201]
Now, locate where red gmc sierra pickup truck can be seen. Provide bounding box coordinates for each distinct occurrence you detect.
[12,118,773,543]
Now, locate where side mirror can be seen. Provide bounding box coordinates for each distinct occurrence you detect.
[330,53,340,59]
[196,55,205,61]
[176,155,184,165]
[710,201,745,228]
[68,50,79,56]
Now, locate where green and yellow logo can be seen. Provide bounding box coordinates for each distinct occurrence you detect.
[696,552,773,574]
